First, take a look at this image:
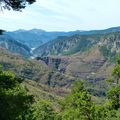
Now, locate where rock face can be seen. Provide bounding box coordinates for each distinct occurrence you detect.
[33,32,120,62]
[41,56,105,74]
[33,34,100,57]
[34,32,120,86]
[36,57,62,69]
[36,56,69,73]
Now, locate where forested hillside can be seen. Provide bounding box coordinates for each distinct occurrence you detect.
[33,32,120,58]
[0,34,30,57]
[1,0,120,119]
[1,57,120,120]
[1,27,120,120]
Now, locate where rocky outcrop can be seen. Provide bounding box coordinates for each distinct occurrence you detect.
[36,56,69,73]
[33,34,99,57]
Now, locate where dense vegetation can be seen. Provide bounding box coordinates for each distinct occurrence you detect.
[1,28,120,119]
[99,45,116,62]
[33,34,100,57]
[1,55,120,120]
[0,66,34,120]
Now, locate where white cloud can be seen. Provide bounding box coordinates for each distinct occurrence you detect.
[0,0,120,31]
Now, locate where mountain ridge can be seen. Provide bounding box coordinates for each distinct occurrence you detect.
[5,26,120,49]
[0,34,31,57]
[1,27,120,96]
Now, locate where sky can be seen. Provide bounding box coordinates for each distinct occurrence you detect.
[0,0,120,31]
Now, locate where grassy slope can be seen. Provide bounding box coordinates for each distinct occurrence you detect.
[45,45,114,96]
[0,40,116,98]
[0,47,109,106]
[22,80,70,111]
[0,47,75,88]
[0,47,72,110]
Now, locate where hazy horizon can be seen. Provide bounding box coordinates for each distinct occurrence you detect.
[0,0,120,31]
[4,26,120,32]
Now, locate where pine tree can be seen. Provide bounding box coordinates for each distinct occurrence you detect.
[0,66,34,120]
[60,81,96,120]
[107,54,120,110]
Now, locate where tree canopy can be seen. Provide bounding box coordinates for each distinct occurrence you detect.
[60,81,96,120]
[0,0,35,11]
[1,56,120,119]
[0,67,34,120]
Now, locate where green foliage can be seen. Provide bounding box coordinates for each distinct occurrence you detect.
[0,67,34,120]
[0,66,60,120]
[107,85,120,109]
[112,64,120,78]
[63,39,91,55]
[60,81,96,120]
[107,54,120,110]
[94,54,120,120]
[99,45,116,62]
[32,100,55,120]
[1,52,120,119]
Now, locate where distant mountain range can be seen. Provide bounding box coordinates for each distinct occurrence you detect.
[0,26,120,58]
[33,31,120,58]
[4,29,81,48]
[1,26,120,94]
[4,26,120,49]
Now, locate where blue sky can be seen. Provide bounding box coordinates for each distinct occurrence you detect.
[0,0,120,31]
